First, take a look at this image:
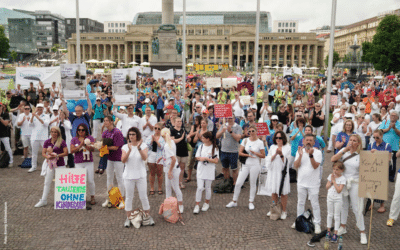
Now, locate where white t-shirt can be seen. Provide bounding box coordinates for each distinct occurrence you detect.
[395,95,400,112]
[338,148,360,180]
[195,144,219,180]
[327,174,346,199]
[342,88,350,100]
[368,121,381,144]
[122,143,147,179]
[371,102,381,115]
[295,148,322,188]
[163,141,179,172]
[17,113,32,136]
[232,99,244,118]
[241,138,264,166]
[141,115,157,138]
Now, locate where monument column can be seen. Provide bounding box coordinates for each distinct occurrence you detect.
[162,0,174,25]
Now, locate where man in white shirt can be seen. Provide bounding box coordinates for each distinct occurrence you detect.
[292,135,323,234]
[112,103,142,143]
[141,106,157,142]
[17,104,33,159]
[28,103,50,173]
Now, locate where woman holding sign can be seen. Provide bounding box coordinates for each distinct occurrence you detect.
[34,126,69,208]
[331,134,367,245]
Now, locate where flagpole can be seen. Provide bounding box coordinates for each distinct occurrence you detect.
[76,0,81,64]
[182,0,186,94]
[254,0,260,98]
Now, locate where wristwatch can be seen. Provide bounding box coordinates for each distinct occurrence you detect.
[309,154,314,158]
[229,131,233,134]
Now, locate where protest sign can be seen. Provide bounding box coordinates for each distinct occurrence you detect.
[175,69,183,76]
[112,69,137,105]
[293,67,302,75]
[359,151,390,200]
[239,95,251,105]
[16,66,60,89]
[54,168,87,209]
[221,70,233,78]
[330,95,338,106]
[153,69,174,80]
[214,104,233,118]
[222,78,237,89]
[142,67,151,74]
[0,79,10,90]
[255,123,270,136]
[94,69,104,74]
[283,69,292,76]
[261,73,271,82]
[61,64,87,100]
[206,78,222,88]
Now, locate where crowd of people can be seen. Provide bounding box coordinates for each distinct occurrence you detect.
[2,72,400,245]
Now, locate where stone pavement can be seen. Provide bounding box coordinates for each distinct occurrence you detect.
[0,151,399,250]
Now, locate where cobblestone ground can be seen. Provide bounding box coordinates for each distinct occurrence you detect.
[1,150,399,249]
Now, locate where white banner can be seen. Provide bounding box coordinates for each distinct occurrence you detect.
[206,77,222,88]
[142,67,151,74]
[175,69,183,76]
[16,67,61,89]
[61,64,87,100]
[153,69,174,80]
[0,79,10,90]
[239,95,251,105]
[222,78,237,89]
[112,69,137,105]
[293,67,302,75]
[261,73,271,82]
[283,69,292,76]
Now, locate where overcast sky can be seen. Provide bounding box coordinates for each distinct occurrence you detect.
[3,0,399,32]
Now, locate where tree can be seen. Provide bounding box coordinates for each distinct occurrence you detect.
[51,44,64,53]
[324,51,340,67]
[0,25,10,59]
[10,51,17,62]
[342,52,353,63]
[362,15,400,75]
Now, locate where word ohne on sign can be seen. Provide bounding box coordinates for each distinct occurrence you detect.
[255,123,270,136]
[55,168,87,209]
[214,104,233,118]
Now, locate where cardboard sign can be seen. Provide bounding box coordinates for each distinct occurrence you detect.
[55,168,87,209]
[0,79,10,90]
[239,95,251,105]
[283,69,292,76]
[94,69,104,74]
[222,78,237,89]
[61,64,87,100]
[214,104,233,118]
[175,69,183,76]
[330,95,338,106]
[221,69,233,78]
[256,123,270,136]
[261,73,271,82]
[206,78,222,88]
[112,69,137,105]
[359,150,390,200]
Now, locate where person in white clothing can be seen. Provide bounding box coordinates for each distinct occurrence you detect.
[193,131,219,214]
[226,125,265,210]
[141,106,157,142]
[121,127,155,228]
[17,104,33,159]
[161,128,184,213]
[28,103,50,173]
[112,103,142,142]
[292,135,323,234]
[231,93,244,119]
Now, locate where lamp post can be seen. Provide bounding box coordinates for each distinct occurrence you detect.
[182,0,186,94]
[254,0,260,97]
[75,0,81,64]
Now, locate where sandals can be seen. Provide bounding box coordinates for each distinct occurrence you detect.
[90,197,96,205]
[180,182,186,189]
[158,190,163,195]
[184,179,191,183]
[387,219,394,227]
[99,169,104,174]
[95,169,100,174]
[149,191,155,195]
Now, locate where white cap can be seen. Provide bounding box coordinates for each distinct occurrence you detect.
[344,113,353,118]
[36,103,44,108]
[271,115,279,120]
[53,105,59,110]
[119,106,126,110]
[145,98,150,103]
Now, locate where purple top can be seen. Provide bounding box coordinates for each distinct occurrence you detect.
[102,128,124,161]
[71,136,95,163]
[43,139,67,166]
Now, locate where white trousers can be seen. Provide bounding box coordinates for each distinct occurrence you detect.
[124,177,150,211]
[41,165,66,201]
[182,109,191,124]
[314,126,323,137]
[328,134,335,151]
[106,161,125,197]
[297,185,321,225]
[0,137,13,164]
[92,119,103,139]
[75,162,95,196]
[196,179,213,202]
[341,183,365,231]
[389,173,400,220]
[233,164,261,203]
[165,168,183,202]
[31,140,45,169]
[327,196,343,231]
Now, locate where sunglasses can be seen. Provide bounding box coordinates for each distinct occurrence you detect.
[96,100,101,101]
[360,109,365,110]
[272,120,278,122]
[373,136,381,139]
[276,137,282,139]
[154,127,161,130]
[129,133,136,136]
[77,129,85,132]
[249,130,256,133]
[25,108,30,110]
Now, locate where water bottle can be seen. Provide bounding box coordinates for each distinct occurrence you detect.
[338,236,343,250]
[324,232,330,250]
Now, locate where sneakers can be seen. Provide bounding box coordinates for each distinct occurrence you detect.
[102,199,110,208]
[360,233,368,245]
[193,205,200,214]
[28,167,36,173]
[8,163,13,168]
[226,201,237,208]
[291,222,296,229]
[142,214,155,226]
[249,203,255,210]
[280,211,287,220]
[118,201,125,209]
[179,205,184,213]
[315,224,322,234]
[201,203,209,212]
[34,199,47,208]
[331,233,338,243]
[267,211,271,217]
[337,226,347,236]
[124,218,131,228]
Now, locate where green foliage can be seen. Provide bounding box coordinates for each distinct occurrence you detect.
[51,44,64,53]
[362,15,400,75]
[10,51,17,62]
[324,51,340,67]
[342,52,353,63]
[0,25,10,59]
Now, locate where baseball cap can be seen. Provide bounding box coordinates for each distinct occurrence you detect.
[96,97,101,100]
[202,109,209,114]
[145,98,150,103]
[271,115,279,120]
[169,96,175,100]
[53,105,59,110]
[36,103,44,108]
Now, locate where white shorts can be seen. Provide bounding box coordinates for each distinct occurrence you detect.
[148,151,157,164]
[21,135,31,148]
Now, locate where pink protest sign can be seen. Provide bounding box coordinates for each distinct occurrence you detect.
[214,104,233,118]
[256,123,270,136]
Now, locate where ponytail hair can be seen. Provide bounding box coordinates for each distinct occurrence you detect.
[161,128,172,149]
[202,131,216,156]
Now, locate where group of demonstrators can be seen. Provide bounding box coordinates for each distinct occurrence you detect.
[2,72,400,245]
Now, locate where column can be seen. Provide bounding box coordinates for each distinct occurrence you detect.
[89,44,93,60]
[200,44,203,63]
[207,44,210,64]
[149,41,152,62]
[96,44,99,60]
[132,43,135,63]
[291,44,295,67]
[229,43,232,66]
[313,45,318,67]
[298,45,303,67]
[261,44,265,66]
[269,45,272,66]
[117,44,121,65]
[306,45,310,67]
[71,45,75,64]
[245,41,249,66]
[214,44,217,64]
[221,44,225,64]
[82,44,85,62]
[140,41,144,63]
[103,45,106,61]
[124,43,129,64]
[237,41,241,68]
[283,44,287,66]
[193,44,196,63]
[67,44,72,63]
[110,44,114,61]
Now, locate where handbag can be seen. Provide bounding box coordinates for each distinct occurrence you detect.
[270,201,282,221]
[238,138,248,164]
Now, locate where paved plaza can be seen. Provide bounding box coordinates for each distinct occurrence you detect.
[1,151,399,250]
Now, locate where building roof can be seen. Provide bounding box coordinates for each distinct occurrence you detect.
[0,8,35,25]
[342,16,378,30]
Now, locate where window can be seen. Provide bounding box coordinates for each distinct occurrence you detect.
[122,23,125,27]
[286,23,288,27]
[285,29,288,32]
[108,29,111,32]
[111,23,114,28]
[188,29,194,35]
[293,29,296,32]
[293,23,296,27]
[115,23,118,28]
[224,29,229,35]
[217,29,223,35]
[203,29,208,35]
[278,22,281,27]
[67,20,71,24]
[108,23,110,27]
[195,29,201,35]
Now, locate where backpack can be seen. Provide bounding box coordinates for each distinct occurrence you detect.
[0,151,10,168]
[19,157,32,168]
[213,177,234,194]
[159,197,184,224]
[295,209,315,234]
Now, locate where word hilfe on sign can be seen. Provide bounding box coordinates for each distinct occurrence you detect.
[59,172,86,185]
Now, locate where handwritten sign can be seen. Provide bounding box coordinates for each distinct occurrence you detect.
[359,151,390,200]
[94,69,104,74]
[261,73,271,82]
[256,123,270,136]
[214,104,233,118]
[239,95,251,105]
[55,168,87,209]
[330,95,338,106]
[222,78,237,89]
[206,78,222,88]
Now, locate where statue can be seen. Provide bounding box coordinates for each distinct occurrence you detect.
[152,38,159,55]
[176,38,182,55]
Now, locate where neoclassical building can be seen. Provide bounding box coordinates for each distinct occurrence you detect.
[67,12,325,68]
